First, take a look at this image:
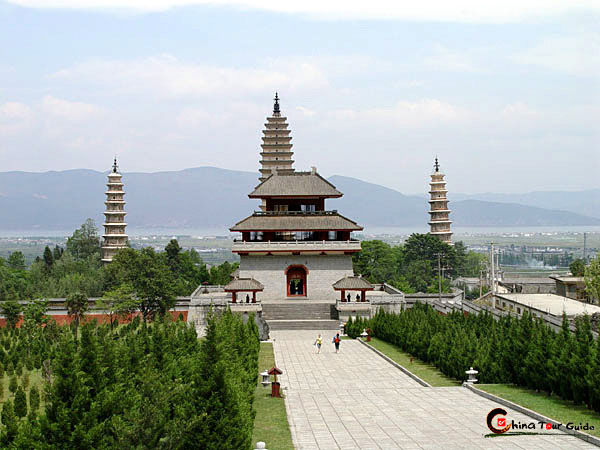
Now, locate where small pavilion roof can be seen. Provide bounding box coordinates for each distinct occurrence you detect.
[224,277,264,292]
[249,171,342,198]
[230,212,362,232]
[332,276,374,291]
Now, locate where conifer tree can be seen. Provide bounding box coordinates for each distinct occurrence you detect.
[572,315,593,405]
[43,246,54,272]
[14,386,27,418]
[29,385,40,413]
[588,338,600,411]
[0,400,18,446]
[8,374,17,394]
[22,371,29,390]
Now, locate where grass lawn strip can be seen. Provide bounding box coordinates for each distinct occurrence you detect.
[1,369,45,408]
[252,342,294,450]
[477,384,600,438]
[366,337,460,387]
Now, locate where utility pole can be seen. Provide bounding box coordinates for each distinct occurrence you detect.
[437,253,442,303]
[584,232,587,263]
[490,242,495,296]
[479,268,483,298]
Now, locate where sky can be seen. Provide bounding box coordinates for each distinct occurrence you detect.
[0,0,598,195]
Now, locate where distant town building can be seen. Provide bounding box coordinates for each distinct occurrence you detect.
[428,158,452,244]
[101,158,128,263]
[499,277,556,294]
[487,292,600,319]
[550,276,586,300]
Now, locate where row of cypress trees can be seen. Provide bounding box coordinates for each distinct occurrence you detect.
[349,304,600,412]
[0,309,260,449]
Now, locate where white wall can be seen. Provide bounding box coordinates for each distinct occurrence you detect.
[239,254,354,301]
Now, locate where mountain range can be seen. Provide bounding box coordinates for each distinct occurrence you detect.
[0,167,598,233]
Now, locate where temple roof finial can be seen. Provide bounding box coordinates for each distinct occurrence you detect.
[112,157,118,173]
[434,157,440,173]
[273,92,280,114]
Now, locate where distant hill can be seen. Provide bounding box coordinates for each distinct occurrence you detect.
[0,167,598,232]
[453,190,600,220]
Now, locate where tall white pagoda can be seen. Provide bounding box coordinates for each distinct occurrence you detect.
[101,158,128,263]
[259,92,294,183]
[428,157,452,244]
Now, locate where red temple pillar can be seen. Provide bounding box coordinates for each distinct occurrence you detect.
[341,290,346,302]
[232,292,237,303]
[361,291,366,302]
[252,291,256,303]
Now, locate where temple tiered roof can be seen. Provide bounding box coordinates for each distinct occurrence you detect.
[332,276,373,290]
[224,277,264,292]
[230,211,362,232]
[249,171,342,198]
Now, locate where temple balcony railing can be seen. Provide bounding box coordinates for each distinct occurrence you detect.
[232,239,361,253]
[252,210,338,216]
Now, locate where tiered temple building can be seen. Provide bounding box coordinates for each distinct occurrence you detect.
[428,158,452,244]
[101,158,128,263]
[229,96,363,301]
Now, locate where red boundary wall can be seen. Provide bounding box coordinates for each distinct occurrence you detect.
[0,310,188,328]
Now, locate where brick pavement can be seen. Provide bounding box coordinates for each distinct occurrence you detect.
[271,330,595,450]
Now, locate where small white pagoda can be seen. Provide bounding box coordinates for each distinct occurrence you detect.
[101,158,128,263]
[428,157,452,244]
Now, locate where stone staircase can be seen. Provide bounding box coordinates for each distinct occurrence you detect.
[262,302,339,330]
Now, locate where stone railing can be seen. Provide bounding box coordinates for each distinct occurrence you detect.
[232,240,361,252]
[252,210,338,216]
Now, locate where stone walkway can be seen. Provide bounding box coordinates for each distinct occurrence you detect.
[271,331,595,450]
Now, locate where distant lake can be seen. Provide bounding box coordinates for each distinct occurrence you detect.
[1,225,600,238]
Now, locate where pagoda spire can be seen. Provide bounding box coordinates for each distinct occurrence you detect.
[273,92,280,115]
[101,159,128,263]
[258,93,294,184]
[428,158,452,244]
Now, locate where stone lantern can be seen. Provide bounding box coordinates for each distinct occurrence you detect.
[260,371,270,388]
[465,367,478,384]
[360,329,368,340]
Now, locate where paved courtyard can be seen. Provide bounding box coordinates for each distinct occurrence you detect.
[271,330,595,450]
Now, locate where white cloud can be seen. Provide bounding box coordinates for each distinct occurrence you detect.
[41,95,104,121]
[328,99,468,128]
[7,0,600,22]
[511,32,600,76]
[501,102,540,119]
[423,44,484,73]
[0,102,33,135]
[52,55,328,99]
[296,106,316,117]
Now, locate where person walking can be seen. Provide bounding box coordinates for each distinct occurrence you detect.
[314,334,322,354]
[332,333,341,354]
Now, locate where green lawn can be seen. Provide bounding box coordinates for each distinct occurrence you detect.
[478,384,600,438]
[1,369,45,415]
[252,342,294,450]
[366,337,460,387]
